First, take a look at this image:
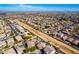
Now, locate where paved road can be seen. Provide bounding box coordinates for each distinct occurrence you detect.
[13,19,79,54]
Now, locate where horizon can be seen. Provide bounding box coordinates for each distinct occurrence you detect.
[0,4,79,11]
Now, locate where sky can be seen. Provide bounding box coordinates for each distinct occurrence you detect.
[0,4,79,11]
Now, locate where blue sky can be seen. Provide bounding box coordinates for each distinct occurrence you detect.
[0,4,79,11]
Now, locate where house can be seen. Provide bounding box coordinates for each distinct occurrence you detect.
[0,41,3,48]
[6,38,15,47]
[57,32,64,38]
[72,40,79,46]
[30,39,37,43]
[0,33,6,39]
[15,35,23,42]
[68,38,74,42]
[62,36,69,41]
[73,33,79,38]
[14,42,25,54]
[0,41,6,48]
[36,42,46,49]
[0,38,3,41]
[15,25,25,33]
[44,45,56,54]
[4,48,16,54]
[26,40,35,48]
[22,31,30,38]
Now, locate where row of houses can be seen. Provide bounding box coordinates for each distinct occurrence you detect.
[57,32,79,47]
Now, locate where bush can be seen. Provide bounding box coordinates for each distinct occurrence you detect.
[23,46,36,53]
[10,31,14,37]
[22,35,33,40]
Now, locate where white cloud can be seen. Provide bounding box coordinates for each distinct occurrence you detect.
[17,4,52,11]
[18,4,43,9]
[0,4,60,11]
[18,4,32,8]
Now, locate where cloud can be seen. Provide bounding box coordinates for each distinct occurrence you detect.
[17,4,51,11]
[17,4,43,9]
[0,4,57,11]
[17,4,32,8]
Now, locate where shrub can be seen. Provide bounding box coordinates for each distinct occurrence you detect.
[10,31,14,37]
[23,46,36,53]
[22,35,33,40]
